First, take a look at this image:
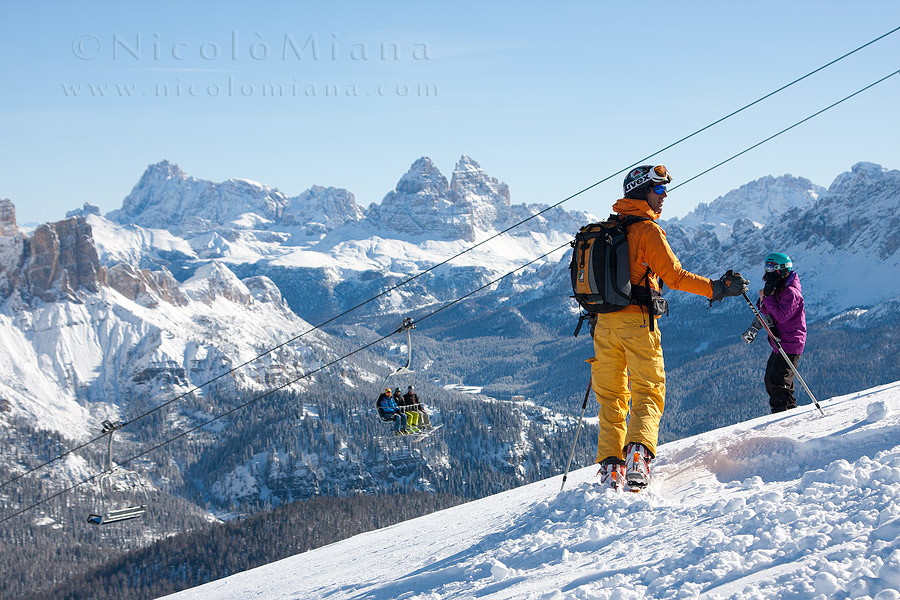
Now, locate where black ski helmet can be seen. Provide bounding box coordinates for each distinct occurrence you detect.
[623,165,673,200]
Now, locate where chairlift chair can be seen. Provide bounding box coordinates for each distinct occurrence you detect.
[375,318,417,427]
[86,420,149,526]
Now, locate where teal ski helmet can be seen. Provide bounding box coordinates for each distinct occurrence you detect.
[764,252,793,277]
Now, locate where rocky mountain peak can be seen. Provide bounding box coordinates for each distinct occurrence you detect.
[451,155,511,205]
[450,155,513,231]
[825,161,897,201]
[22,216,106,302]
[281,185,364,236]
[366,157,458,238]
[141,159,189,185]
[367,156,520,241]
[672,174,825,229]
[0,198,19,238]
[108,161,289,236]
[394,157,450,197]
[182,261,253,305]
[796,162,900,258]
[66,202,102,219]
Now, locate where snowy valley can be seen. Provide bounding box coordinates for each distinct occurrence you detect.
[1,156,900,599]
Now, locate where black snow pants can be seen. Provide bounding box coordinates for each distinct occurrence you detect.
[765,351,801,413]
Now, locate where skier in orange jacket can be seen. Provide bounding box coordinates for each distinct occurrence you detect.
[594,165,748,491]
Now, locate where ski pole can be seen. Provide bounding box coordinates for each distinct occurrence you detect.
[560,373,593,492]
[741,291,825,416]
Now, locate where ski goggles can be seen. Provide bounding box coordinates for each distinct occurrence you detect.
[652,184,667,195]
[764,262,780,272]
[649,164,671,183]
[625,165,673,193]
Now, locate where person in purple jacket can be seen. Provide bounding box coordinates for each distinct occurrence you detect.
[745,252,807,413]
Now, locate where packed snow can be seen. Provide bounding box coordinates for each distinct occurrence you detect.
[161,381,900,600]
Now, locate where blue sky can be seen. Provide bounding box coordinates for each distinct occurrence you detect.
[2,2,899,225]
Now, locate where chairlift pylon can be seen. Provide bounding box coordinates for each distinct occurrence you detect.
[86,420,149,526]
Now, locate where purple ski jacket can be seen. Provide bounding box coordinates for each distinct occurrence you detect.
[759,271,806,354]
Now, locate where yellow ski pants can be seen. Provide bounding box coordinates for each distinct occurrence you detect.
[591,312,666,462]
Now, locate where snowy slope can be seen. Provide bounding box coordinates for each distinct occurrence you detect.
[162,382,900,600]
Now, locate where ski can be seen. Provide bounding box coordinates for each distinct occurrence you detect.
[408,424,443,441]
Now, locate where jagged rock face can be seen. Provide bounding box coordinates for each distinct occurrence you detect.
[281,185,364,235]
[0,198,18,238]
[450,155,515,232]
[107,263,187,307]
[367,157,457,238]
[672,174,825,228]
[23,216,106,302]
[108,160,291,235]
[803,162,900,257]
[0,199,24,297]
[367,156,518,241]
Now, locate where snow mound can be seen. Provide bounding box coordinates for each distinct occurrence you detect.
[162,381,900,600]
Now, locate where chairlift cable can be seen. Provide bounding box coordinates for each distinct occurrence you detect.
[0,243,569,524]
[2,27,898,491]
[669,68,900,193]
[4,62,899,521]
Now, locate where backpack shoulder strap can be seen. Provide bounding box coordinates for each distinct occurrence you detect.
[617,214,652,228]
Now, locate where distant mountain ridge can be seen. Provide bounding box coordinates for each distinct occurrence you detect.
[108,156,590,245]
[666,173,825,243]
[663,161,900,319]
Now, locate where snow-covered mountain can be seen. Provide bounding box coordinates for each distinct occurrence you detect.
[0,210,337,443]
[107,160,290,236]
[5,156,900,598]
[668,173,825,238]
[104,155,587,263]
[78,156,592,326]
[5,158,898,463]
[161,380,900,600]
[664,162,900,320]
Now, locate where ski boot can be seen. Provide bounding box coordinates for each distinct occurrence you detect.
[597,458,626,491]
[624,443,652,492]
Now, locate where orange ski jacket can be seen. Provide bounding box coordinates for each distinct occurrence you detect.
[610,197,714,316]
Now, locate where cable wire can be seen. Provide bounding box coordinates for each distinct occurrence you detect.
[0,243,571,524]
[4,62,899,521]
[2,26,898,491]
[670,69,900,192]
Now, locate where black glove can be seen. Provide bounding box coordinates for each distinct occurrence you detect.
[762,271,785,297]
[761,315,780,342]
[741,319,761,343]
[710,270,749,302]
